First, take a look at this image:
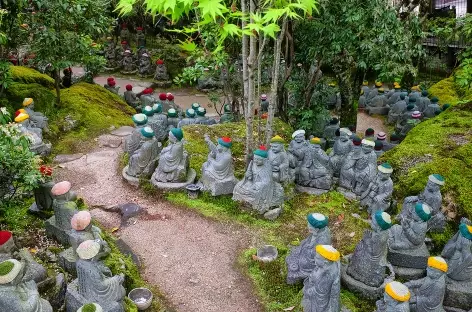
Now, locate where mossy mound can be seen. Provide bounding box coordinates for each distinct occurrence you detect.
[382,97,472,220]
[5,82,56,116]
[0,260,14,276]
[182,118,293,179]
[9,66,55,89]
[428,76,460,105]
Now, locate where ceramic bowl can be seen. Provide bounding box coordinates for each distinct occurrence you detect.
[128,287,153,310]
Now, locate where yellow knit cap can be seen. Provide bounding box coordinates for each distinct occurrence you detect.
[375,81,382,87]
[427,256,448,272]
[310,137,321,145]
[22,98,33,107]
[385,281,410,302]
[362,81,368,86]
[270,135,285,144]
[315,245,340,261]
[14,113,29,123]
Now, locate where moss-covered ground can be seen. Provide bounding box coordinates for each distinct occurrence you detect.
[4,66,134,155]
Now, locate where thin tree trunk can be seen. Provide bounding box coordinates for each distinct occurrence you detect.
[335,67,357,127]
[241,0,253,165]
[245,0,256,163]
[265,17,287,146]
[55,69,61,106]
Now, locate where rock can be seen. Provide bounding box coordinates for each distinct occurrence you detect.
[444,279,472,311]
[54,153,84,164]
[86,151,117,164]
[45,250,57,262]
[62,115,78,131]
[264,208,282,221]
[111,126,135,137]
[98,134,123,148]
[116,203,144,223]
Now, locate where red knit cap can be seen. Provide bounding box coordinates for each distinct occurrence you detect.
[122,23,127,28]
[136,27,143,30]
[259,145,267,151]
[126,84,132,91]
[167,93,174,101]
[109,80,116,87]
[121,40,127,45]
[156,59,164,65]
[159,93,167,100]
[107,77,114,82]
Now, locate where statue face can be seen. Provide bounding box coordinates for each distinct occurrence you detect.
[294,134,305,143]
[384,293,396,308]
[217,144,227,153]
[379,172,391,181]
[371,217,380,232]
[426,181,440,193]
[361,144,373,154]
[427,267,443,280]
[314,252,328,268]
[270,142,283,153]
[254,155,265,166]
[307,223,320,234]
[169,132,177,143]
[340,132,349,142]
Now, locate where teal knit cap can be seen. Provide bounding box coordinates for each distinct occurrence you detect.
[167,108,178,118]
[143,106,154,116]
[422,90,428,96]
[132,113,148,126]
[141,126,154,138]
[191,102,200,110]
[153,103,162,114]
[374,211,392,231]
[253,146,268,158]
[307,213,328,229]
[459,223,472,240]
[431,97,439,103]
[186,108,196,118]
[170,128,183,141]
[224,104,231,113]
[217,137,232,148]
[409,97,416,103]
[415,202,432,222]
[197,107,206,116]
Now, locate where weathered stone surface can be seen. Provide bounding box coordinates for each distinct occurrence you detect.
[392,265,426,280]
[66,278,124,312]
[98,134,123,148]
[263,208,282,221]
[53,153,84,164]
[341,262,384,300]
[122,166,140,187]
[58,247,77,274]
[116,203,144,223]
[151,168,197,191]
[45,216,72,246]
[110,126,135,137]
[444,279,472,311]
[388,243,429,269]
[336,187,359,200]
[296,185,330,195]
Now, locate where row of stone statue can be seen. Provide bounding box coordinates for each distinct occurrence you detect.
[0,180,127,312]
[286,206,471,312]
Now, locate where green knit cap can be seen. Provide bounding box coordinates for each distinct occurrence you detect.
[141,126,154,138]
[132,113,148,126]
[253,146,268,158]
[191,102,200,110]
[431,97,439,103]
[224,104,231,113]
[217,137,232,148]
[170,128,183,141]
[422,90,428,96]
[374,211,392,231]
[307,213,328,229]
[409,97,416,103]
[143,106,154,116]
[270,135,285,144]
[196,107,206,116]
[459,223,472,240]
[153,103,162,114]
[167,108,178,118]
[186,108,196,118]
[415,202,432,222]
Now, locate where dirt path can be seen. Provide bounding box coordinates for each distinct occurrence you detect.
[55,137,262,312]
[356,111,389,137]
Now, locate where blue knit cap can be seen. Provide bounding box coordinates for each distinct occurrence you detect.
[307,213,328,229]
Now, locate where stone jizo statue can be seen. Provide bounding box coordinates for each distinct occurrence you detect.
[123,85,140,109]
[260,94,269,113]
[104,78,119,94]
[14,113,51,156]
[441,219,472,282]
[69,211,110,259]
[199,136,237,196]
[166,108,180,130]
[121,50,136,74]
[286,213,331,284]
[219,104,235,123]
[139,88,156,108]
[375,281,411,312]
[232,146,284,217]
[404,256,447,312]
[152,128,189,183]
[127,127,161,178]
[178,109,197,128]
[360,163,394,214]
[150,103,168,141]
[123,113,148,156]
[398,174,445,232]
[0,259,53,311]
[323,118,339,148]
[423,97,440,119]
[347,211,393,288]
[387,94,407,125]
[268,135,292,184]
[66,240,125,312]
[301,245,341,312]
[297,137,332,190]
[154,59,171,87]
[138,53,152,77]
[288,129,309,177]
[135,26,145,47]
[22,98,48,130]
[329,128,352,177]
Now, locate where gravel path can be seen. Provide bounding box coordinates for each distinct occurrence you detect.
[55,139,262,312]
[356,111,389,137]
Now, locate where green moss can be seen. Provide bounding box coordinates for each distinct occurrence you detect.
[10,66,55,89]
[0,198,43,233]
[428,76,460,104]
[182,118,293,179]
[81,303,97,312]
[5,82,56,116]
[0,260,14,275]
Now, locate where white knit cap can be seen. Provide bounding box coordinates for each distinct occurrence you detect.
[292,129,306,138]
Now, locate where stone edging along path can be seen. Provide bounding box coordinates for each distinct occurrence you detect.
[54,129,263,312]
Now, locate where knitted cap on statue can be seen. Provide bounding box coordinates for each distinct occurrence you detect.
[51,181,72,196]
[71,211,92,231]
[316,245,340,262]
[307,213,328,229]
[385,281,410,302]
[76,240,100,260]
[427,256,448,272]
[217,137,232,148]
[253,145,268,158]
[270,135,285,144]
[374,211,392,230]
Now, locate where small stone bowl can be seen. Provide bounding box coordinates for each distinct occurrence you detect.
[256,245,278,263]
[128,287,153,310]
[185,184,201,199]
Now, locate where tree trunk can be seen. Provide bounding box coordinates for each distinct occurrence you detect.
[55,69,61,106]
[265,17,287,146]
[245,0,256,164]
[335,67,357,127]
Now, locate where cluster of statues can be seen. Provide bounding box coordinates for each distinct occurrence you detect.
[359,81,450,138]
[13,98,51,156]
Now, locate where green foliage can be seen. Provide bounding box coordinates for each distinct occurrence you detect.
[81,303,97,312]
[0,62,13,94]
[455,58,472,90]
[82,52,107,83]
[182,118,293,179]
[428,75,460,104]
[9,66,55,89]
[0,106,11,125]
[0,198,42,232]
[0,123,42,204]
[0,260,14,275]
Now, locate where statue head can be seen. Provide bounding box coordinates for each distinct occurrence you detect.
[372,211,392,232]
[292,129,306,143]
[431,97,439,103]
[307,213,328,234]
[191,102,201,110]
[376,131,386,141]
[125,84,133,91]
[224,104,231,113]
[310,137,321,149]
[414,202,432,222]
[0,259,24,286]
[140,126,154,141]
[425,174,444,193]
[153,103,163,114]
[136,26,143,33]
[217,137,232,152]
[71,211,92,232]
[422,90,429,97]
[384,281,410,308]
[159,93,167,101]
[459,223,472,241]
[270,135,285,153]
[51,181,77,201]
[339,128,352,142]
[253,146,268,166]
[167,93,174,101]
[261,94,267,101]
[186,108,196,118]
[365,128,374,137]
[426,256,447,280]
[169,128,183,143]
[329,118,339,126]
[76,240,101,261]
[132,113,148,126]
[375,81,382,88]
[143,106,154,117]
[167,108,178,118]
[196,107,206,117]
[14,112,30,126]
[378,163,393,180]
[314,245,340,268]
[361,139,374,154]
[374,140,383,152]
[22,97,34,110]
[390,133,400,144]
